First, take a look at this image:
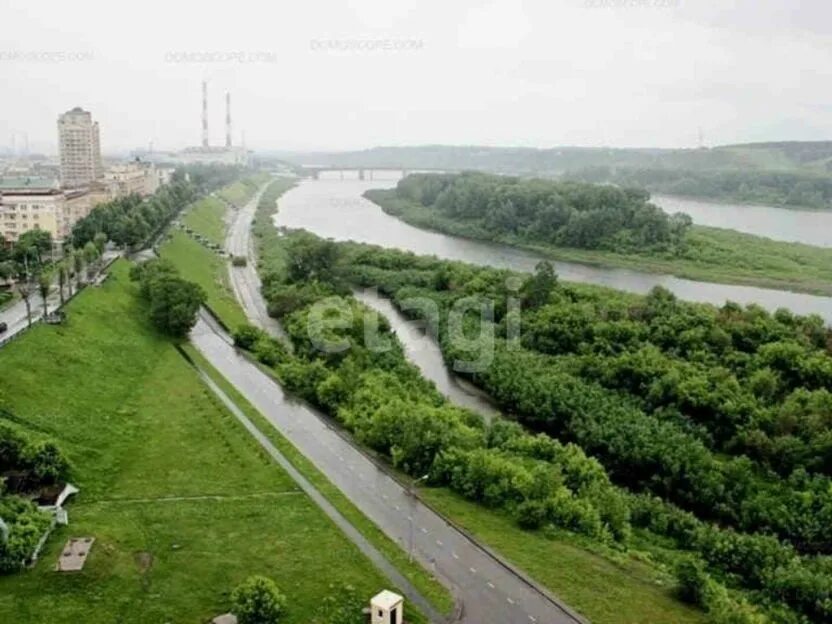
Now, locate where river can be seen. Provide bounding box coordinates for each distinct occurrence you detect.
[274,174,832,323]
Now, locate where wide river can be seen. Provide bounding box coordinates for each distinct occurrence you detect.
[275,174,832,323]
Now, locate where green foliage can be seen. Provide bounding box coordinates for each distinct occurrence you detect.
[0,496,52,574]
[130,259,205,337]
[391,172,691,253]
[234,323,267,350]
[231,576,287,624]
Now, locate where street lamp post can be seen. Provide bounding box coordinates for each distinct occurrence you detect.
[407,474,430,563]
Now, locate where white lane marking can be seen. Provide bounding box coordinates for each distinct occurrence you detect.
[382,494,388,501]
[420,527,428,534]
[452,551,459,560]
[528,616,536,622]
[487,582,495,589]
[407,515,413,521]
[394,505,400,511]
[507,597,515,605]
[469,567,477,574]
[436,539,443,547]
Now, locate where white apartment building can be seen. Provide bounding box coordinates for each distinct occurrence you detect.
[58,107,103,188]
[0,178,94,244]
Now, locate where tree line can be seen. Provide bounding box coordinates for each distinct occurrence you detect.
[384,172,692,253]
[567,166,832,209]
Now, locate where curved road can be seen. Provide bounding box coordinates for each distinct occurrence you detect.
[193,186,585,624]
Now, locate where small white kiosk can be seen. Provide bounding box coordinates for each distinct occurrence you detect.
[371,590,404,624]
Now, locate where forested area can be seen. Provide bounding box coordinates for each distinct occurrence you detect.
[329,239,832,623]
[243,213,832,622]
[391,172,692,253]
[567,167,832,209]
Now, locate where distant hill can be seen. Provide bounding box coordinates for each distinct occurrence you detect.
[274,142,832,176]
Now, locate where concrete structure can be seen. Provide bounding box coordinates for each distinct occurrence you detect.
[57,107,102,188]
[104,161,159,197]
[371,591,404,624]
[56,537,94,572]
[0,177,96,243]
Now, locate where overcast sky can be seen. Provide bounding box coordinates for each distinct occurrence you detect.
[1,0,830,154]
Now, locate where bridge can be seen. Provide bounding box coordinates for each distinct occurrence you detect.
[298,165,450,180]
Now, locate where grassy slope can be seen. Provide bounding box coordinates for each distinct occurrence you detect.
[218,173,271,207]
[370,190,832,296]
[0,262,411,624]
[421,489,706,624]
[159,230,247,331]
[182,196,227,246]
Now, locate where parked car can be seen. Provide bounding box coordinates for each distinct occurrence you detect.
[0,321,8,334]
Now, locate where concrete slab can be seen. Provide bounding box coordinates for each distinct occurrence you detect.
[56,537,94,572]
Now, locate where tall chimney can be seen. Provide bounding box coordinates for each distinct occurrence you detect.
[225,91,232,148]
[201,81,209,148]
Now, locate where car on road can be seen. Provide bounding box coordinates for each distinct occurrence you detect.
[0,321,7,334]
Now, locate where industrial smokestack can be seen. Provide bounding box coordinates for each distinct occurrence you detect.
[201,80,209,148]
[225,91,232,148]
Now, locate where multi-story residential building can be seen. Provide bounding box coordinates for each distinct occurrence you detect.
[57,107,103,188]
[104,161,159,197]
[0,178,94,244]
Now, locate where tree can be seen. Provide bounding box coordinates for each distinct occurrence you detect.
[37,272,51,318]
[82,242,99,281]
[15,280,32,327]
[520,261,557,310]
[57,262,68,304]
[93,231,107,255]
[146,277,205,337]
[73,251,84,290]
[231,576,287,624]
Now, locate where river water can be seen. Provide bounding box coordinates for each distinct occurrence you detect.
[275,175,832,324]
[655,194,832,248]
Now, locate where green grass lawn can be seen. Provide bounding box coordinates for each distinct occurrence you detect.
[0,262,417,624]
[420,488,707,624]
[182,196,227,246]
[218,173,271,207]
[159,230,247,331]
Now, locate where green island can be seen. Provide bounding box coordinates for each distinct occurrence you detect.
[365,172,832,295]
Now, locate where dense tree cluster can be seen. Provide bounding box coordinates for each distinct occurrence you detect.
[382,172,692,252]
[71,164,249,249]
[333,239,832,622]
[568,166,832,209]
[129,259,205,338]
[0,422,69,573]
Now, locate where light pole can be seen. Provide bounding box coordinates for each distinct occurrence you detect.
[407,474,429,563]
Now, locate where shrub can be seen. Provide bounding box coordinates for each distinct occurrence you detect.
[231,575,287,624]
[234,323,267,350]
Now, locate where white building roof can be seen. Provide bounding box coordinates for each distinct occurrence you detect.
[371,590,403,610]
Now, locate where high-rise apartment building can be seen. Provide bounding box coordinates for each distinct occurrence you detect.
[57,107,102,188]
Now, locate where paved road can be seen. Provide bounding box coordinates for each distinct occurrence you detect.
[225,188,286,338]
[198,185,585,624]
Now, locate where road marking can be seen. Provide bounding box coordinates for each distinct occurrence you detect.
[528,616,537,622]
[507,597,515,605]
[452,551,459,560]
[487,582,495,589]
[469,567,477,574]
[394,505,400,511]
[436,539,443,547]
[420,527,428,534]
[406,515,413,521]
[382,494,388,501]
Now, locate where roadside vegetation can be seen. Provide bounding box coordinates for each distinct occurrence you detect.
[0,261,422,623]
[366,173,832,295]
[218,172,272,207]
[181,196,227,246]
[241,217,832,623]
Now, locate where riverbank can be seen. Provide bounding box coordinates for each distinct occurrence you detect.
[367,189,832,297]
